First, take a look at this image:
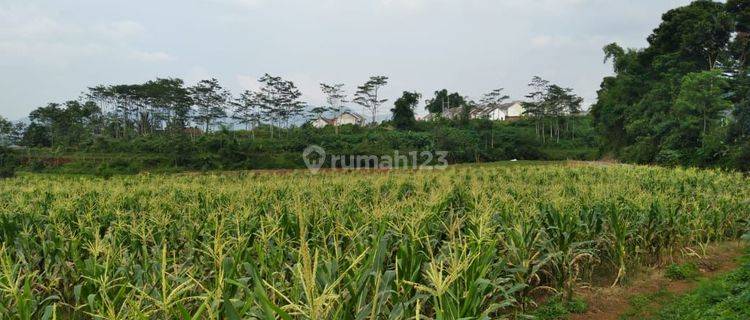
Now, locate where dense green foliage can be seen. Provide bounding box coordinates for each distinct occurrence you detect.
[2,70,596,174]
[425,89,468,115]
[390,92,420,130]
[18,118,598,174]
[0,116,22,146]
[521,77,585,144]
[0,147,17,178]
[664,262,700,280]
[592,0,750,170]
[0,163,748,318]
[651,248,750,319]
[532,296,588,320]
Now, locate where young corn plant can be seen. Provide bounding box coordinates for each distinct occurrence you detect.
[0,163,746,318]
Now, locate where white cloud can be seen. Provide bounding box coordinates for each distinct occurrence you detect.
[529,34,609,50]
[0,4,81,40]
[530,35,573,48]
[379,0,427,11]
[129,50,173,62]
[0,41,105,67]
[184,67,213,85]
[207,0,265,8]
[287,73,325,105]
[95,21,146,39]
[0,4,171,66]
[236,74,261,91]
[0,0,697,121]
[501,0,591,11]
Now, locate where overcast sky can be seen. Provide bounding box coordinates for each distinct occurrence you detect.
[0,0,692,121]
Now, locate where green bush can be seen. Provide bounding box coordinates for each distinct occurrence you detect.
[28,159,48,172]
[533,295,588,319]
[665,262,699,280]
[729,142,750,172]
[655,149,685,167]
[620,138,658,164]
[0,147,17,178]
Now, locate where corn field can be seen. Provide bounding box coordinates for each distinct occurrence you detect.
[0,163,748,319]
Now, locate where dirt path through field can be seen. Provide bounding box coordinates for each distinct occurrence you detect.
[570,241,746,320]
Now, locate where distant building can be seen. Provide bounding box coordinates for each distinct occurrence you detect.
[421,101,527,121]
[471,101,526,121]
[312,117,336,128]
[312,111,366,128]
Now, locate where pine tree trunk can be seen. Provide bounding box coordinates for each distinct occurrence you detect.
[251,123,255,140]
[491,126,495,149]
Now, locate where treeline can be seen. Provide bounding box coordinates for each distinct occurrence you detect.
[592,0,750,171]
[0,73,596,174]
[522,77,585,143]
[0,74,397,147]
[8,118,598,175]
[20,75,307,146]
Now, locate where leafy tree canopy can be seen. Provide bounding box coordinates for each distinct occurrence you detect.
[591,0,748,169]
[425,89,467,115]
[391,91,421,130]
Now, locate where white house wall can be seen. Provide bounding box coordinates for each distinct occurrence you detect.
[338,114,359,125]
[490,109,506,121]
[506,103,524,117]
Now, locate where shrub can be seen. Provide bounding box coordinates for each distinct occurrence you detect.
[533,295,588,319]
[0,146,17,178]
[665,262,699,280]
[28,159,48,172]
[655,149,685,167]
[729,141,750,172]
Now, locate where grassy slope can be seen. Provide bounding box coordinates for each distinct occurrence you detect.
[648,246,750,320]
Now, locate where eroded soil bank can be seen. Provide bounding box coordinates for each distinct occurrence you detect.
[570,241,746,320]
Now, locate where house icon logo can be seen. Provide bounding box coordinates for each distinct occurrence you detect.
[302,145,326,174]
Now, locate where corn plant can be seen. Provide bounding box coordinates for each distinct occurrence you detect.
[0,163,747,319]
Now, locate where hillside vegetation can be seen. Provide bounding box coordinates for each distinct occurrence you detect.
[17,118,598,175]
[592,0,750,171]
